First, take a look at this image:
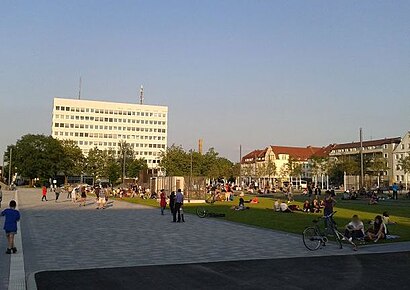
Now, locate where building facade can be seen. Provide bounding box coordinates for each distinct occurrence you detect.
[392,131,410,185]
[51,98,168,168]
[241,145,325,188]
[329,137,401,185]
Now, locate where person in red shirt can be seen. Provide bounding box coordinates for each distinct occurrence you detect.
[41,186,48,202]
[159,189,167,215]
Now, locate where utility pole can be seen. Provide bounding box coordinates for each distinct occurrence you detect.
[239,145,242,188]
[189,150,193,202]
[360,128,364,189]
[122,142,126,184]
[8,147,12,186]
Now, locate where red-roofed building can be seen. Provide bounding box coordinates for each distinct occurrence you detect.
[241,145,331,188]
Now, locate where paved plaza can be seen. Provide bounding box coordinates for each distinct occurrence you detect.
[1,188,410,289]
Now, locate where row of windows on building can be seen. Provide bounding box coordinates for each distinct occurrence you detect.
[54,123,166,133]
[53,131,166,141]
[332,143,410,154]
[55,106,167,118]
[73,140,164,152]
[54,114,167,126]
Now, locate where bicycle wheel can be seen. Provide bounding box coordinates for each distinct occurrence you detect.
[196,207,208,218]
[303,227,322,251]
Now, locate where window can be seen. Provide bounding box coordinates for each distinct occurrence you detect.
[384,153,388,158]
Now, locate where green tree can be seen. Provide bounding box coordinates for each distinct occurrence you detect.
[368,157,389,186]
[128,158,148,178]
[11,134,65,185]
[85,147,106,183]
[59,140,84,182]
[105,160,121,185]
[160,145,190,176]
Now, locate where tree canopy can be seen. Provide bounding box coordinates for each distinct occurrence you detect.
[159,144,235,180]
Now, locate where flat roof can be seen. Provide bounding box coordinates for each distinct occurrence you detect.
[53,97,168,110]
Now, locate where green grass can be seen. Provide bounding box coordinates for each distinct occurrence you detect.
[118,194,410,242]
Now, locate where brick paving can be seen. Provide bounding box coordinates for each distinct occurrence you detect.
[1,187,409,288]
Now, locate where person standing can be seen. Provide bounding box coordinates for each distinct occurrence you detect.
[0,185,3,208]
[1,200,20,254]
[159,189,166,215]
[55,186,61,202]
[392,183,399,200]
[323,191,336,229]
[169,191,176,215]
[173,189,184,222]
[80,186,87,207]
[41,186,48,201]
[308,184,313,198]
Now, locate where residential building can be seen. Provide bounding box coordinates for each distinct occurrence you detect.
[392,131,410,186]
[329,137,401,185]
[51,97,168,169]
[241,145,326,187]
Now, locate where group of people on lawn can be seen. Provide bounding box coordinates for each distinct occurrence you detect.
[343,212,395,243]
[274,190,397,243]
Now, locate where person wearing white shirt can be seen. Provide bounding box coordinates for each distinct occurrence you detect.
[344,215,365,241]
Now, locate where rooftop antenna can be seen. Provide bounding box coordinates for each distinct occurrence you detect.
[78,76,82,100]
[139,85,144,104]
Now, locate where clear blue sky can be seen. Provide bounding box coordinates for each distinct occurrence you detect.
[1,0,409,162]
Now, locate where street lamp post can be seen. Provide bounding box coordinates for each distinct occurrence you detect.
[8,147,12,186]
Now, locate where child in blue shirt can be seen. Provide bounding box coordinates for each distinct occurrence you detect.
[1,200,20,254]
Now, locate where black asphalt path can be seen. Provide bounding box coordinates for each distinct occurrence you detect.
[35,251,409,290]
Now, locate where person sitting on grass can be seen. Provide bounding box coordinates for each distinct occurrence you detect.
[367,215,386,243]
[274,199,281,212]
[312,198,321,213]
[231,196,249,211]
[250,196,259,204]
[344,215,365,241]
[382,211,396,226]
[274,200,292,212]
[303,200,311,212]
[280,201,293,212]
[369,191,378,205]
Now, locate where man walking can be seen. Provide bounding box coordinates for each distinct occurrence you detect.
[173,189,184,223]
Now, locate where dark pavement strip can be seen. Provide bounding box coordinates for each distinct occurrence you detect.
[35,251,409,290]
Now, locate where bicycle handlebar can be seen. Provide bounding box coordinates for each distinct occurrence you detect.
[322,211,337,219]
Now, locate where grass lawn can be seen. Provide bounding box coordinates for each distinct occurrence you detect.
[118,193,410,242]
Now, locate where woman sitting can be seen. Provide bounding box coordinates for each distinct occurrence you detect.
[303,200,311,212]
[369,192,378,205]
[367,215,386,243]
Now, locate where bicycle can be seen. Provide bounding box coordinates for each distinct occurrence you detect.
[302,211,357,251]
[196,207,225,218]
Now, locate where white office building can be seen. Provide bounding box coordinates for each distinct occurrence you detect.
[51,97,168,168]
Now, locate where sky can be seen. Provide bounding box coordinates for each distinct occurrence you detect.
[0,0,409,162]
